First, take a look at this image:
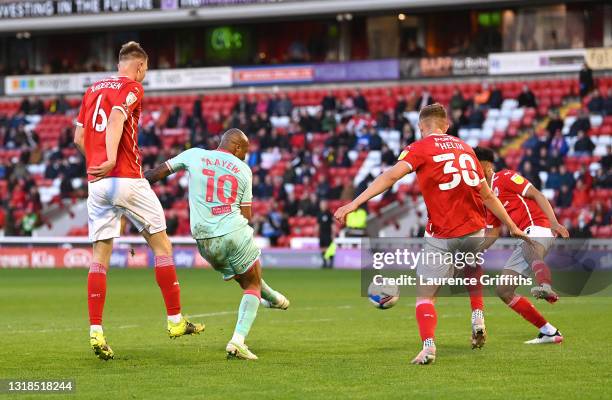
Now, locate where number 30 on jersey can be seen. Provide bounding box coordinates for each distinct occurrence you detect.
[433,153,480,191]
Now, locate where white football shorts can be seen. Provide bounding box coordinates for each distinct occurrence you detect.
[87,177,166,242]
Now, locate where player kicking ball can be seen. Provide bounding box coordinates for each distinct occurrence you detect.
[145,129,290,360]
[74,42,203,360]
[335,104,530,365]
[474,147,568,344]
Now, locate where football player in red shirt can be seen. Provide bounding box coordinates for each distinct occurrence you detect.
[74,42,203,360]
[474,147,569,344]
[335,104,529,364]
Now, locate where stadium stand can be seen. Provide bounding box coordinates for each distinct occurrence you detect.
[1,76,611,241]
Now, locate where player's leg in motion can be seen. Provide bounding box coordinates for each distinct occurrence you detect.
[89,239,114,360]
[521,241,558,303]
[142,230,204,338]
[260,279,290,310]
[227,260,263,360]
[411,281,439,365]
[496,270,563,344]
[463,264,486,349]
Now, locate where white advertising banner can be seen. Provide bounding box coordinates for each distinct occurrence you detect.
[488,49,586,75]
[4,67,233,95]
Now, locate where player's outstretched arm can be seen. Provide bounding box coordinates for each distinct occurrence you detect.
[480,183,533,244]
[523,186,569,238]
[73,126,85,156]
[144,162,174,185]
[481,227,500,251]
[88,109,126,179]
[334,162,412,224]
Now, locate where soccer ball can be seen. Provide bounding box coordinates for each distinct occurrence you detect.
[367,281,400,309]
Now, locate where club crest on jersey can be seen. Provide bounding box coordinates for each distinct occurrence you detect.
[398,149,409,160]
[510,174,525,185]
[125,92,138,106]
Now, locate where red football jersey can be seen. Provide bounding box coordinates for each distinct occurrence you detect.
[398,134,486,238]
[486,169,550,231]
[76,76,144,181]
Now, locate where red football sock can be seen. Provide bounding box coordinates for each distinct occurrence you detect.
[415,300,437,342]
[88,263,107,325]
[155,255,181,316]
[507,295,547,329]
[464,264,484,311]
[532,261,552,286]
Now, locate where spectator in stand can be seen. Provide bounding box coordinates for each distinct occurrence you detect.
[466,105,485,128]
[576,165,594,189]
[59,173,74,199]
[404,37,428,57]
[601,145,612,171]
[166,106,182,128]
[405,91,418,112]
[573,130,595,156]
[380,144,396,167]
[520,160,541,190]
[395,94,407,117]
[273,92,293,116]
[368,129,383,151]
[50,95,70,114]
[299,193,320,216]
[556,184,573,208]
[317,200,334,268]
[353,89,368,112]
[192,95,205,124]
[474,83,490,107]
[488,83,503,109]
[233,94,254,115]
[3,206,18,236]
[19,98,31,114]
[321,90,337,112]
[587,89,605,114]
[546,166,562,190]
[568,109,591,137]
[571,180,591,208]
[260,206,286,247]
[558,164,576,190]
[546,110,564,139]
[449,88,465,113]
[546,148,563,170]
[258,175,275,199]
[517,84,537,108]
[315,173,331,200]
[271,175,287,202]
[549,130,569,157]
[604,88,612,116]
[579,62,594,97]
[30,97,45,115]
[594,167,612,189]
[415,89,434,111]
[535,147,550,172]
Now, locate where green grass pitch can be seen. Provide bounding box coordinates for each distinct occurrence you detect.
[1,268,611,399]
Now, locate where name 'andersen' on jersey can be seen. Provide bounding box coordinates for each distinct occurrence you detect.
[76,76,144,181]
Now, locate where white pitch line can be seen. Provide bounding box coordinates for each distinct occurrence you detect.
[4,305,356,334]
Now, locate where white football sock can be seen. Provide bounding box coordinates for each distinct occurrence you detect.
[167,313,182,324]
[471,309,484,323]
[539,323,557,335]
[231,332,245,345]
[90,325,103,335]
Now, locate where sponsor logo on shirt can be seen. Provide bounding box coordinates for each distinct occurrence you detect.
[511,174,525,185]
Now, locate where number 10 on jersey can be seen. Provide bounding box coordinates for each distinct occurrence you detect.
[202,169,239,204]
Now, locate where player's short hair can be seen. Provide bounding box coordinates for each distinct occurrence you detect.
[119,41,148,62]
[418,103,448,125]
[473,146,495,163]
